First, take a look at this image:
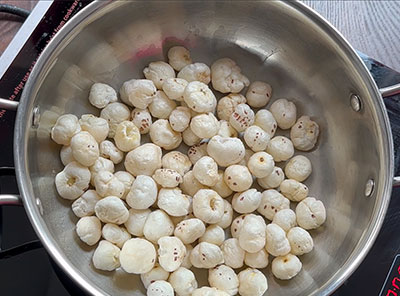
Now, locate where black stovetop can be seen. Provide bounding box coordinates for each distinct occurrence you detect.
[1,2,400,296]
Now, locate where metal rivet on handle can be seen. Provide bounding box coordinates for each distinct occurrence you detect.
[36,198,44,215]
[32,106,40,128]
[350,94,361,112]
[365,179,375,197]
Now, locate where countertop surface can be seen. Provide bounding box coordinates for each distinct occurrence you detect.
[0,1,399,70]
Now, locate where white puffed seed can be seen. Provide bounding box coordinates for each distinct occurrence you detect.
[162,151,192,176]
[257,189,290,220]
[169,106,191,132]
[76,216,101,246]
[149,119,182,150]
[60,145,75,166]
[181,244,193,269]
[174,218,206,244]
[183,81,217,113]
[273,209,297,232]
[211,170,233,198]
[270,98,297,130]
[79,114,109,143]
[232,189,262,214]
[94,171,125,198]
[149,90,177,119]
[244,249,269,269]
[207,136,245,167]
[158,188,191,216]
[208,265,239,295]
[257,166,285,189]
[131,108,152,134]
[126,175,157,209]
[190,113,220,139]
[217,120,238,138]
[143,210,174,243]
[247,152,274,178]
[92,240,120,271]
[192,287,230,296]
[266,136,294,162]
[120,238,156,274]
[178,62,211,84]
[70,131,99,167]
[88,83,118,109]
[55,161,90,200]
[153,169,183,188]
[99,140,124,164]
[238,149,254,167]
[147,280,174,296]
[100,102,131,137]
[229,103,255,132]
[114,171,134,199]
[102,223,131,248]
[265,223,291,257]
[296,197,326,230]
[199,225,225,246]
[182,127,201,146]
[271,254,302,280]
[211,58,249,93]
[190,242,224,269]
[221,238,245,269]
[193,156,219,187]
[287,226,314,255]
[168,46,192,71]
[95,196,129,224]
[244,125,270,152]
[188,142,208,165]
[51,114,81,145]
[217,93,246,121]
[72,190,101,217]
[90,157,114,185]
[217,199,233,229]
[290,115,320,151]
[254,109,277,137]
[223,165,253,192]
[280,179,309,202]
[124,208,151,236]
[238,214,266,253]
[246,81,272,108]
[238,268,268,296]
[141,264,170,289]
[180,170,208,197]
[125,143,162,176]
[120,79,157,108]
[230,215,247,239]
[143,61,176,89]
[158,236,186,272]
[114,121,141,152]
[162,78,188,102]
[285,155,312,182]
[169,267,198,296]
[193,189,224,224]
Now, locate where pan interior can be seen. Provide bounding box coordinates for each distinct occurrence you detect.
[21,1,391,295]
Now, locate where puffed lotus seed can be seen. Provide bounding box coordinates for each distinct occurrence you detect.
[126,175,158,209]
[280,179,309,202]
[193,156,219,187]
[181,244,193,269]
[125,143,162,176]
[271,254,302,280]
[169,106,191,132]
[199,224,225,246]
[124,208,151,236]
[272,209,297,232]
[266,136,294,162]
[158,187,191,217]
[162,151,192,176]
[229,103,255,132]
[270,98,297,130]
[88,83,118,109]
[192,287,230,296]
[223,165,253,192]
[211,58,249,93]
[149,90,177,119]
[211,170,233,198]
[257,189,290,220]
[147,280,174,296]
[232,189,262,214]
[217,120,238,138]
[238,268,268,296]
[149,119,182,150]
[285,155,312,182]
[102,223,131,248]
[238,149,254,167]
[230,215,247,239]
[221,238,245,269]
[287,226,314,255]
[208,265,239,295]
[90,157,114,185]
[76,216,101,246]
[143,210,174,243]
[244,248,269,269]
[174,218,206,244]
[193,189,224,224]
[55,161,90,200]
[70,131,99,167]
[114,171,134,199]
[188,142,208,165]
[99,140,124,164]
[131,108,152,134]
[183,81,217,113]
[153,169,183,188]
[190,113,220,139]
[190,242,224,269]
[72,189,101,218]
[168,46,192,71]
[100,102,131,138]
[180,170,208,197]
[60,145,74,166]
[162,77,188,102]
[158,236,186,272]
[217,93,247,121]
[143,61,175,89]
[79,114,109,143]
[238,214,267,253]
[51,114,81,145]
[254,109,277,137]
[296,197,326,230]
[178,62,211,84]
[290,115,320,151]
[92,240,120,271]
[120,238,156,274]
[169,267,198,296]
[257,166,285,189]
[95,196,129,224]
[265,223,291,257]
[207,136,245,167]
[120,79,157,108]
[246,81,272,108]
[247,152,274,178]
[114,121,141,152]
[141,264,170,289]
[94,171,125,198]
[216,199,233,229]
[182,126,201,146]
[244,125,270,152]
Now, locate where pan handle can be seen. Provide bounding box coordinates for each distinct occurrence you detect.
[0,97,19,111]
[0,194,22,206]
[380,83,400,98]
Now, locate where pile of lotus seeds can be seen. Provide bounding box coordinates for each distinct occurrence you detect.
[52,46,326,296]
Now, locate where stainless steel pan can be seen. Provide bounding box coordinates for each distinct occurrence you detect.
[1,1,400,295]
